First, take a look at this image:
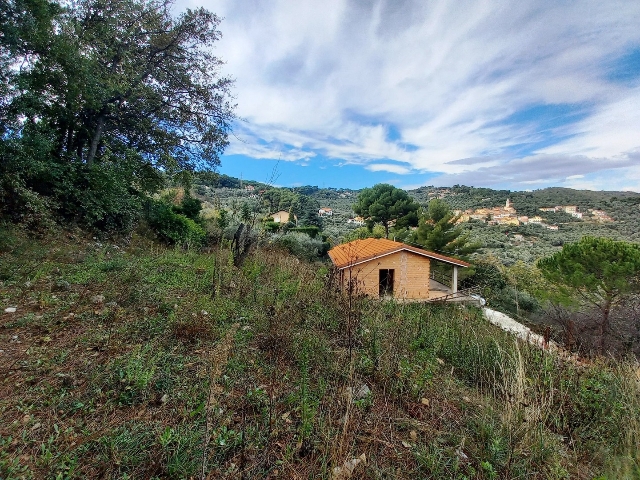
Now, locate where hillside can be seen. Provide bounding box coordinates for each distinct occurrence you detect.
[1,226,639,479]
[195,175,640,265]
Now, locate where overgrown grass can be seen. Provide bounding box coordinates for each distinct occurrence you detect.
[1,226,638,479]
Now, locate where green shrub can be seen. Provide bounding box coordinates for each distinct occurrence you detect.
[270,232,326,261]
[171,195,202,220]
[146,200,205,247]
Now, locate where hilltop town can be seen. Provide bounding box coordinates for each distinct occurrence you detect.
[453,199,613,230]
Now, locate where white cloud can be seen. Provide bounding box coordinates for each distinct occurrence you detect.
[366,163,412,175]
[178,0,640,189]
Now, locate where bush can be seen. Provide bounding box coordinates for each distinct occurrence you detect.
[0,135,162,232]
[270,232,327,262]
[146,200,205,247]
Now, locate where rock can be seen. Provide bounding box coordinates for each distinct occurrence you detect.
[346,383,371,402]
[24,281,32,288]
[455,446,469,462]
[106,302,118,308]
[53,280,70,292]
[4,307,17,313]
[31,423,42,431]
[160,394,169,404]
[353,384,371,400]
[332,453,366,479]
[91,295,105,304]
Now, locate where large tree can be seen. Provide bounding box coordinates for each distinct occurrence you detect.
[0,0,235,229]
[412,198,479,257]
[352,183,419,238]
[537,236,640,353]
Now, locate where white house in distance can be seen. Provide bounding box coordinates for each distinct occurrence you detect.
[347,216,365,225]
[318,207,333,216]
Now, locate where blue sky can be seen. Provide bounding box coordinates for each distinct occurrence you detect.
[180,0,640,191]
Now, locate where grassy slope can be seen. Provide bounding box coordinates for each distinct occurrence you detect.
[1,227,639,479]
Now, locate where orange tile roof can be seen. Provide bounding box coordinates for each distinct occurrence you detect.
[328,238,470,269]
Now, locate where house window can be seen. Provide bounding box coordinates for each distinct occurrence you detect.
[379,269,394,297]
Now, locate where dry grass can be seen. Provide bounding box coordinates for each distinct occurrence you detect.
[1,225,639,479]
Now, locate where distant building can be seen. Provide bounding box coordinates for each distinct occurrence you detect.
[347,216,365,225]
[529,216,544,224]
[591,210,613,222]
[318,207,333,216]
[270,211,297,224]
[496,217,520,226]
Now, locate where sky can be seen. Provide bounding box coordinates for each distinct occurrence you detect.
[177,0,640,192]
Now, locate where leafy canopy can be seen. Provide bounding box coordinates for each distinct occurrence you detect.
[537,236,640,307]
[537,236,640,352]
[412,199,480,257]
[0,0,235,231]
[352,184,419,238]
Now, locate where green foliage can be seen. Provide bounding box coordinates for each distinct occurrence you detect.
[216,209,229,231]
[290,225,320,238]
[0,0,234,232]
[538,236,640,352]
[263,220,281,233]
[240,202,252,223]
[172,196,202,221]
[293,193,322,228]
[270,232,328,261]
[538,236,640,305]
[412,199,480,257]
[146,199,205,247]
[353,183,419,238]
[344,224,386,241]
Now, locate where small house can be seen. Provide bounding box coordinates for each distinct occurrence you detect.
[270,211,297,224]
[318,207,333,216]
[328,238,470,301]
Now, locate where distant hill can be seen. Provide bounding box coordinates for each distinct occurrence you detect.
[198,176,640,263]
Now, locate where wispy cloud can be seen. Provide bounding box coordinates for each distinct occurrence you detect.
[179,0,640,191]
[366,163,413,175]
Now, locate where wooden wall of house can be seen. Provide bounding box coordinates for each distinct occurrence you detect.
[341,251,431,299]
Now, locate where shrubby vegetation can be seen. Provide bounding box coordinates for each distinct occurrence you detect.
[1,227,639,478]
[0,0,234,234]
[269,231,329,262]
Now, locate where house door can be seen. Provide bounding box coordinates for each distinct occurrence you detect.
[379,269,394,297]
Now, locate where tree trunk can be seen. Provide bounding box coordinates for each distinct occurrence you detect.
[86,115,105,166]
[599,299,612,355]
[384,222,389,239]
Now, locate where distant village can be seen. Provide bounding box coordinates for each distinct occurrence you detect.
[203,182,614,229]
[453,199,613,229]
